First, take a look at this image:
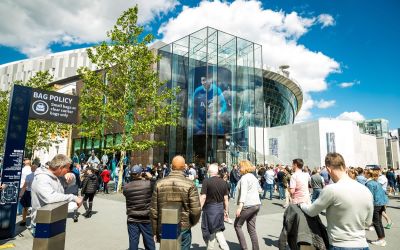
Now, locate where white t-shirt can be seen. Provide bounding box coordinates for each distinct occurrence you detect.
[20,165,32,188]
[264,169,275,184]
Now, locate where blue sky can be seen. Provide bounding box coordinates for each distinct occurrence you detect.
[0,0,399,129]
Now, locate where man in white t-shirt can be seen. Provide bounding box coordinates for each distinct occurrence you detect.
[289,158,310,204]
[19,159,32,215]
[263,167,275,200]
[87,150,100,166]
[19,159,39,226]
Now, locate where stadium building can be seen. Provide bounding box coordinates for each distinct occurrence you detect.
[0,27,303,166]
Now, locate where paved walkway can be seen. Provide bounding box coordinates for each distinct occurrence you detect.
[1,193,399,250]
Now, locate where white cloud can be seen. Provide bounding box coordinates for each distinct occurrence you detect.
[317,14,335,28]
[159,0,340,122]
[315,99,336,109]
[338,80,360,88]
[336,111,365,121]
[0,0,178,57]
[295,93,314,122]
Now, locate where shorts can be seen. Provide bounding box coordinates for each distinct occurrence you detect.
[20,191,32,208]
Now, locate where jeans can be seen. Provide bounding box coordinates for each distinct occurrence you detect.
[373,206,385,238]
[230,182,237,198]
[127,223,155,250]
[234,205,260,250]
[17,201,23,215]
[103,182,109,193]
[114,177,119,191]
[329,246,369,250]
[263,183,274,199]
[181,228,192,250]
[277,184,285,199]
[312,188,322,203]
[207,231,230,250]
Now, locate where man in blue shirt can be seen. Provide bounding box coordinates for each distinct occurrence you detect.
[191,77,227,135]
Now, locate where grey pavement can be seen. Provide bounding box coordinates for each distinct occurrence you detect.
[1,192,399,250]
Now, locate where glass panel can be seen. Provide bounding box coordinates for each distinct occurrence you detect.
[187,28,209,165]
[115,134,122,146]
[85,138,92,150]
[217,30,236,165]
[93,138,101,149]
[73,139,81,152]
[106,134,114,148]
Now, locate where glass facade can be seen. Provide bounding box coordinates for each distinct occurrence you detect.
[263,78,298,126]
[357,119,389,138]
[158,27,282,166]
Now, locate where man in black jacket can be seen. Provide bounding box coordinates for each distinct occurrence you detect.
[123,165,155,250]
[229,165,240,198]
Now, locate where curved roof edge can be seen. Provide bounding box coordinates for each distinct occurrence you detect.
[262,69,303,114]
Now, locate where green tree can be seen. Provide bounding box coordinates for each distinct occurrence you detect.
[0,88,9,153]
[0,71,70,158]
[78,6,179,191]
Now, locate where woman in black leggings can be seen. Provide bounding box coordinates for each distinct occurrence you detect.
[81,167,98,218]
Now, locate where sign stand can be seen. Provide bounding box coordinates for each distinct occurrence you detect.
[0,85,78,239]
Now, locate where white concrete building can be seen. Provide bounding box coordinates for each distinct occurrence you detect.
[250,119,379,167]
[0,48,96,91]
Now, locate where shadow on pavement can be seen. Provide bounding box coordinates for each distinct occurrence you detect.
[0,223,29,245]
[272,202,284,208]
[226,241,242,249]
[386,205,400,209]
[264,237,279,247]
[191,243,206,249]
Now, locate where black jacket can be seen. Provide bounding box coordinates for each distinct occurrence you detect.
[123,178,155,223]
[201,202,225,242]
[279,204,329,250]
[230,169,240,184]
[81,174,98,194]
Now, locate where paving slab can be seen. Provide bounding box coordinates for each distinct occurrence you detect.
[1,193,399,250]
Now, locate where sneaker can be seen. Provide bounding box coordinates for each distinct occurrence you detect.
[224,217,234,224]
[368,226,375,231]
[385,222,393,229]
[371,239,386,247]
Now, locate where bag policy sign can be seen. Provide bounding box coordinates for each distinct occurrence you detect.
[29,88,78,124]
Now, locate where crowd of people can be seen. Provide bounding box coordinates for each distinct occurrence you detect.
[3,150,399,249]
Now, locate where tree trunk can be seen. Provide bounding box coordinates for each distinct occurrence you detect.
[117,150,125,192]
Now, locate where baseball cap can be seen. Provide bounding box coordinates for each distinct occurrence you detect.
[130,165,142,174]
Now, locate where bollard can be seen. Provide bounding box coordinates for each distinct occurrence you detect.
[160,203,182,250]
[32,201,68,250]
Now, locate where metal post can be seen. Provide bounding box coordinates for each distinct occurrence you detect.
[0,85,32,239]
[33,201,68,250]
[160,203,182,250]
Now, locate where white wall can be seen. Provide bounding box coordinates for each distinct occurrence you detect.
[251,119,379,168]
[377,138,388,168]
[390,139,400,169]
[357,133,379,166]
[33,138,68,165]
[251,120,321,166]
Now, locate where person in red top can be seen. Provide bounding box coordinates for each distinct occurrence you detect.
[100,166,111,194]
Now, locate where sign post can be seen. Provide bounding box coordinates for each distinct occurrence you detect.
[0,85,78,239]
